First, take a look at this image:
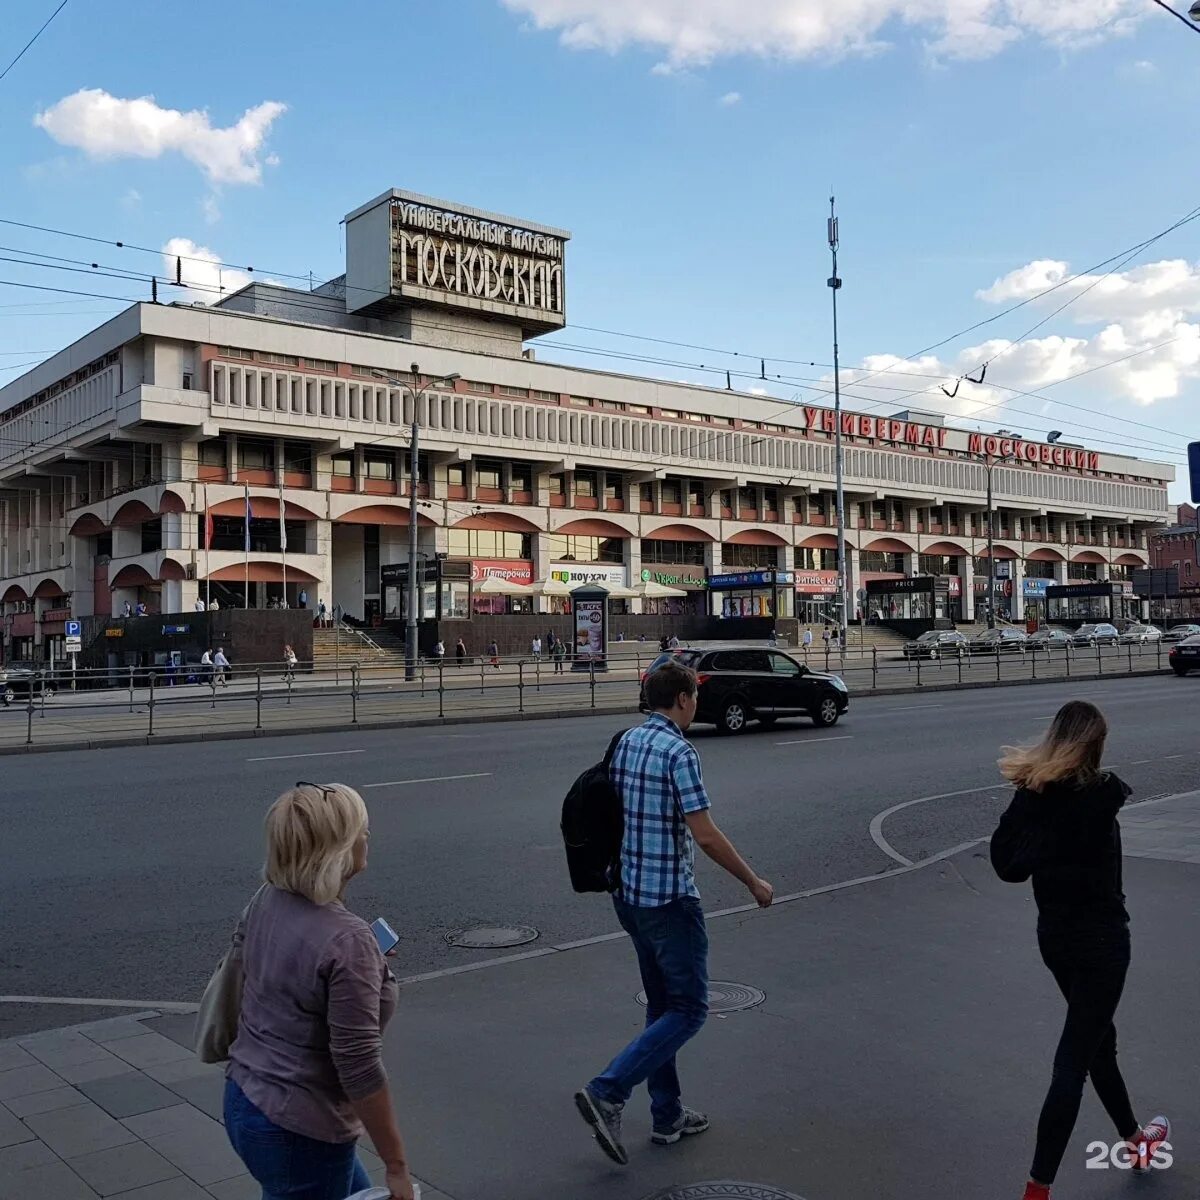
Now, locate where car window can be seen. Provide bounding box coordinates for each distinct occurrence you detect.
[709,650,768,672]
[676,650,704,669]
[768,653,801,677]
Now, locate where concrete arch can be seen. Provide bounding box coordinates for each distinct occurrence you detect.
[1027,548,1066,562]
[863,536,916,554]
[644,522,716,543]
[1,584,28,604]
[206,561,320,583]
[1072,550,1106,564]
[798,533,842,550]
[1114,552,1148,566]
[32,578,67,599]
[922,540,969,557]
[158,488,190,515]
[110,564,155,588]
[555,517,633,539]
[69,512,108,537]
[452,512,542,533]
[337,503,435,528]
[157,557,187,582]
[975,544,1019,560]
[724,529,788,547]
[208,497,320,521]
[111,500,157,528]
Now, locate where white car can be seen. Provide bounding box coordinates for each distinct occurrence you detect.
[1118,624,1163,644]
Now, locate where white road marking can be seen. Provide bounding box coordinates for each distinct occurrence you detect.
[246,749,367,763]
[362,772,492,788]
[0,995,199,1013]
[775,735,854,746]
[869,784,1010,867]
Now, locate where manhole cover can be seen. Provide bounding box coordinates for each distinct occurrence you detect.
[446,924,539,949]
[635,981,764,1014]
[640,1185,806,1200]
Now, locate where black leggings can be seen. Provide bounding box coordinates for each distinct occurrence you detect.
[1031,929,1137,1185]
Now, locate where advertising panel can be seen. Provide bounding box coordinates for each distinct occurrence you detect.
[571,593,608,672]
[550,564,628,588]
[470,560,533,585]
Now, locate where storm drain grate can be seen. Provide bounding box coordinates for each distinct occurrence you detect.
[640,1184,807,1200]
[445,924,539,949]
[635,981,765,1014]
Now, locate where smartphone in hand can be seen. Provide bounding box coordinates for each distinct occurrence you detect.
[370,917,399,955]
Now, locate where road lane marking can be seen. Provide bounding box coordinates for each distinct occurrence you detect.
[869,785,1010,867]
[362,772,492,788]
[868,705,946,714]
[775,735,854,746]
[246,749,367,762]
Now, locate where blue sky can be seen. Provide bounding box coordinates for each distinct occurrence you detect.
[1,0,1198,496]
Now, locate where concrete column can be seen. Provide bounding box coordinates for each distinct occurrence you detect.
[903,552,919,578]
[958,556,974,623]
[706,541,722,616]
[626,538,643,614]
[532,532,552,614]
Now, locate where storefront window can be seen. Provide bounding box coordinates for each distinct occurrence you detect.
[796,547,837,570]
[441,581,470,619]
[447,530,531,559]
[641,539,706,565]
[721,543,775,569]
[860,551,905,573]
[547,534,624,563]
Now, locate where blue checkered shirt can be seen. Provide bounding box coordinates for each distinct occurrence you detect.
[611,713,712,907]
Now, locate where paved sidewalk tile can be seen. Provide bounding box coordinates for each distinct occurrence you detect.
[107,1034,194,1071]
[111,1178,209,1200]
[0,1046,35,1075]
[74,1017,163,1045]
[67,1141,178,1196]
[204,1175,259,1199]
[55,1055,138,1085]
[79,1072,181,1119]
[0,1062,65,1101]
[144,1057,223,1086]
[0,1109,32,1151]
[19,1033,116,1071]
[165,1072,225,1121]
[1,1084,88,1118]
[25,1100,139,1158]
[0,1159,99,1199]
[142,1122,244,1186]
[122,1103,216,1141]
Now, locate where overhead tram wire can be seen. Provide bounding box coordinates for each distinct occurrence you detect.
[0,0,70,83]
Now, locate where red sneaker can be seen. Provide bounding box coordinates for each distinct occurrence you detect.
[1130,1115,1170,1172]
[1022,1182,1050,1200]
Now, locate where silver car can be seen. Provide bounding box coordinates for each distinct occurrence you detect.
[1161,623,1200,643]
[1119,624,1163,644]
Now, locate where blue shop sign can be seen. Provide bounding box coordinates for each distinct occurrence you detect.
[709,570,794,589]
[161,624,191,635]
[1022,579,1051,599]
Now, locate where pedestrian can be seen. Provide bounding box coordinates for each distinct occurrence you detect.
[574,661,773,1165]
[668,633,680,649]
[802,627,813,658]
[821,624,831,651]
[122,600,132,618]
[199,648,213,686]
[136,601,148,617]
[283,644,297,683]
[830,625,840,648]
[768,628,778,647]
[547,630,557,654]
[433,640,445,664]
[298,588,308,610]
[455,638,466,668]
[531,636,542,661]
[990,701,1169,1199]
[552,636,567,674]
[488,640,500,670]
[213,648,230,687]
[220,783,416,1200]
[209,598,220,612]
[194,597,207,612]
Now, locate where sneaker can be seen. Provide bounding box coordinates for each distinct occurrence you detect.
[574,1088,628,1166]
[651,1107,711,1146]
[1021,1183,1050,1200]
[1130,1115,1170,1172]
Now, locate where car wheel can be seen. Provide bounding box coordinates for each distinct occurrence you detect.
[1172,666,1189,677]
[718,699,749,735]
[930,648,940,661]
[812,696,840,727]
[1,687,13,705]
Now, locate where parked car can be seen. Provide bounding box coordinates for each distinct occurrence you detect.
[1168,633,1200,676]
[1026,628,1074,653]
[1162,623,1200,643]
[1072,623,1120,647]
[1118,624,1163,644]
[639,646,849,734]
[968,628,1028,654]
[0,661,58,706]
[902,630,969,660]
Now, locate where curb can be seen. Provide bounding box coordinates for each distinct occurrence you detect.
[0,666,1173,757]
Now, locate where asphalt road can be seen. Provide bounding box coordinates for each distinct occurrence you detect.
[2,671,1198,1036]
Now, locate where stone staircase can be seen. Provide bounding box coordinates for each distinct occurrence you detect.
[311,624,408,670]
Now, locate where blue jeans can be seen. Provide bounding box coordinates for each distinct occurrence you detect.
[588,895,709,1129]
[224,1078,371,1200]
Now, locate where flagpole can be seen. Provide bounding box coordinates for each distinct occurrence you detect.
[243,482,251,610]
[278,480,288,607]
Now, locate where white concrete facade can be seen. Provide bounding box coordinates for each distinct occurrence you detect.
[0,216,1174,657]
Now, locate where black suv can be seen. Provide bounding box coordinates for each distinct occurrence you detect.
[0,661,58,706]
[640,647,849,735]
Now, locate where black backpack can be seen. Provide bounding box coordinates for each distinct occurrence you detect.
[561,730,626,894]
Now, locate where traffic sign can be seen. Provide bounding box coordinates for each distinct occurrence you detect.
[1189,441,1200,504]
[65,636,82,652]
[65,620,81,637]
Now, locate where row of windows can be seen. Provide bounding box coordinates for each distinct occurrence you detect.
[446,530,532,559]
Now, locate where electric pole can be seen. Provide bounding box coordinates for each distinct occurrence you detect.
[828,197,850,640]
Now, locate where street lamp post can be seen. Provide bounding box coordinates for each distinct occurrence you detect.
[977,451,1017,630]
[375,365,460,681]
[827,198,850,640]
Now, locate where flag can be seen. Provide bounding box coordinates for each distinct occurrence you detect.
[244,484,252,552]
[278,482,287,553]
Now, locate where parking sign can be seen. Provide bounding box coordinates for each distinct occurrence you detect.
[65,620,81,638]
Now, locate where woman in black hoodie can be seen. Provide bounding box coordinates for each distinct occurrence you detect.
[991,700,1168,1200]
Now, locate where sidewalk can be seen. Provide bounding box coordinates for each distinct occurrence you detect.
[2,795,1196,1199]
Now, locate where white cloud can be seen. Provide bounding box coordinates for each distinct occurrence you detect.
[500,0,1146,67]
[162,238,252,304]
[718,90,741,106]
[201,194,221,225]
[34,90,287,185]
[120,188,142,212]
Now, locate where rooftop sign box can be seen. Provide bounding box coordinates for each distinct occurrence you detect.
[344,189,570,336]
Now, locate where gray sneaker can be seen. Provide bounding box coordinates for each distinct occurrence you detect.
[574,1087,628,1165]
[651,1107,711,1146]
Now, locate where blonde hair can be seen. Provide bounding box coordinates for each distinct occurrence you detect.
[264,783,368,905]
[998,700,1107,792]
